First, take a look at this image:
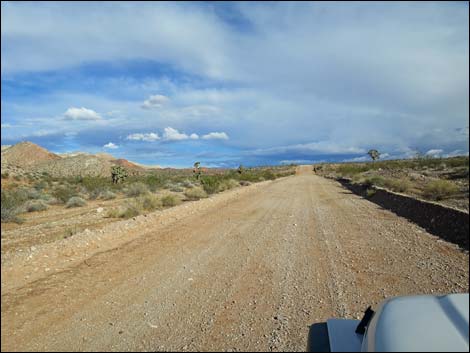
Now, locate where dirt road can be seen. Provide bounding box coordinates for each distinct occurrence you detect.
[2,167,468,351]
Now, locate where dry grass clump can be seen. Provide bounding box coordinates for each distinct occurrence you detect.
[423,180,459,200]
[106,194,162,219]
[125,182,149,197]
[184,187,208,200]
[384,178,412,193]
[161,194,181,207]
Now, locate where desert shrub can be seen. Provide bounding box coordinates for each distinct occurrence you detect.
[336,164,371,177]
[351,174,365,184]
[33,180,48,191]
[13,175,22,181]
[165,182,184,192]
[45,197,61,205]
[161,194,181,207]
[65,196,87,208]
[239,180,251,186]
[138,194,162,211]
[142,174,166,192]
[184,187,208,200]
[121,204,141,218]
[1,190,27,223]
[24,200,48,212]
[81,177,111,194]
[16,186,41,200]
[423,180,459,200]
[107,201,141,219]
[53,186,77,203]
[125,182,149,197]
[384,178,412,193]
[1,172,9,179]
[99,190,117,200]
[105,207,122,218]
[181,179,196,188]
[217,178,239,192]
[261,170,276,180]
[362,175,385,187]
[200,176,220,194]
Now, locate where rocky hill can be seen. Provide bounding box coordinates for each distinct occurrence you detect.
[1,141,61,168]
[1,142,147,178]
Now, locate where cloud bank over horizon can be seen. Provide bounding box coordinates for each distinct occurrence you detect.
[1,2,468,167]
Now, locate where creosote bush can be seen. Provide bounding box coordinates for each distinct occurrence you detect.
[24,200,48,212]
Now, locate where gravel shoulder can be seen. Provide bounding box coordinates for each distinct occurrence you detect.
[1,167,468,351]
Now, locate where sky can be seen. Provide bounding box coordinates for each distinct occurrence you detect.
[1,1,469,168]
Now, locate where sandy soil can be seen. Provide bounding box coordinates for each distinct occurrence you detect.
[1,166,468,351]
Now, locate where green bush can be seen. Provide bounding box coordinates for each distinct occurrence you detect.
[65,196,87,208]
[184,187,208,200]
[53,186,77,203]
[83,176,110,190]
[1,190,26,223]
[423,180,459,200]
[142,174,166,192]
[200,175,220,194]
[125,182,149,197]
[363,175,385,187]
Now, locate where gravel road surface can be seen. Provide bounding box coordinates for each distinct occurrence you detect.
[2,167,468,351]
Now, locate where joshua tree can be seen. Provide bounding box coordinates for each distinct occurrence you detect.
[367,149,380,162]
[111,165,128,184]
[193,162,202,180]
[237,164,245,174]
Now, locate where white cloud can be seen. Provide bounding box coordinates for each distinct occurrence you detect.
[251,141,365,156]
[126,132,160,142]
[343,156,369,162]
[141,94,170,109]
[163,127,189,141]
[63,107,102,120]
[202,132,229,140]
[190,133,199,140]
[2,3,468,163]
[1,123,12,128]
[425,149,444,157]
[103,142,118,149]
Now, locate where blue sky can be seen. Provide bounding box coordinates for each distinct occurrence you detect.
[1,1,469,167]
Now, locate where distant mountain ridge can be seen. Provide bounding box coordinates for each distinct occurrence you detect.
[1,141,149,178]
